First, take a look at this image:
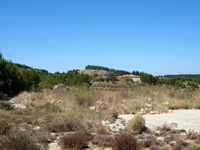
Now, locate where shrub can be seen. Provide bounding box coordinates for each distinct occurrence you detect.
[185,144,200,150]
[0,101,14,110]
[0,131,40,150]
[173,143,182,150]
[126,113,146,134]
[38,81,53,89]
[93,124,109,134]
[144,139,154,147]
[36,135,49,143]
[161,146,170,150]
[150,144,160,150]
[112,133,137,150]
[70,87,92,106]
[92,135,113,147]
[0,118,11,135]
[0,91,10,100]
[41,117,79,132]
[176,138,189,147]
[161,124,171,132]
[59,132,90,150]
[37,103,61,113]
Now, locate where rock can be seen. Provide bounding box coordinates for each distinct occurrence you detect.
[50,133,57,137]
[12,104,26,109]
[150,111,156,114]
[168,109,173,113]
[164,101,169,105]
[22,99,32,107]
[33,126,40,130]
[157,137,164,141]
[49,134,56,141]
[147,97,153,102]
[9,97,22,104]
[48,141,61,150]
[104,148,113,150]
[122,99,126,103]
[50,100,55,103]
[53,84,71,91]
[95,100,109,110]
[56,100,62,104]
[145,104,152,108]
[9,98,32,109]
[89,106,95,111]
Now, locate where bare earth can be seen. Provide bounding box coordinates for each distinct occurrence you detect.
[103,109,200,133]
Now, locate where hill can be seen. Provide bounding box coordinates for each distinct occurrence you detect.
[15,63,49,76]
[78,69,109,76]
[164,74,200,78]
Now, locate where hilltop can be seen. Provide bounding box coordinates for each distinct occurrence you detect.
[78,69,109,76]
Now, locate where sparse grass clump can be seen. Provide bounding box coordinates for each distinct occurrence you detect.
[93,124,110,134]
[126,113,146,134]
[185,144,200,150]
[0,131,40,150]
[37,102,61,112]
[39,115,79,132]
[70,87,93,107]
[59,132,90,150]
[0,118,11,135]
[0,101,14,110]
[112,133,137,150]
[91,135,113,147]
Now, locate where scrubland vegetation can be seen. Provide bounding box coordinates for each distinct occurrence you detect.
[0,85,200,149]
[1,53,200,149]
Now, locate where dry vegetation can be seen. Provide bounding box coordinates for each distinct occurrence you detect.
[1,85,200,149]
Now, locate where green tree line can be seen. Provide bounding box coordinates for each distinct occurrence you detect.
[1,54,199,100]
[85,65,131,75]
[0,53,40,100]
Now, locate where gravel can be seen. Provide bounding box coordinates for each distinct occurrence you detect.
[103,109,200,133]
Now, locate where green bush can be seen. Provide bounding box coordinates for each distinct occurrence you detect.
[0,131,40,150]
[41,117,78,132]
[36,135,49,143]
[0,91,10,100]
[38,81,53,89]
[126,113,146,134]
[37,103,61,113]
[185,144,200,150]
[0,118,11,135]
[0,101,14,110]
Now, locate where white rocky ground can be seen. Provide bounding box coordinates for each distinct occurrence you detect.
[48,109,200,150]
[102,109,200,133]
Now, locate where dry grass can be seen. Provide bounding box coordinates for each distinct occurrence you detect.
[59,131,90,150]
[112,133,138,150]
[15,85,200,116]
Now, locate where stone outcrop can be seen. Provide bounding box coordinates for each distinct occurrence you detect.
[53,84,72,91]
[9,97,32,109]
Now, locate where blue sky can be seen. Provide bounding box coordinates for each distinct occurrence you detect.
[0,0,200,75]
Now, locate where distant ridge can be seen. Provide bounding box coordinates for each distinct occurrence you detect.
[164,74,200,78]
[15,63,49,75]
[78,69,109,76]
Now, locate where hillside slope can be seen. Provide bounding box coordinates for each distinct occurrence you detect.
[78,69,109,76]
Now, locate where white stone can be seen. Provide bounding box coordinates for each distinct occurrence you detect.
[89,106,96,111]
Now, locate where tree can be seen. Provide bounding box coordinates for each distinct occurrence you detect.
[0,54,22,99]
[140,73,158,85]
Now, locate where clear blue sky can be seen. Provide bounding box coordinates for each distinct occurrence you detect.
[0,0,200,75]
